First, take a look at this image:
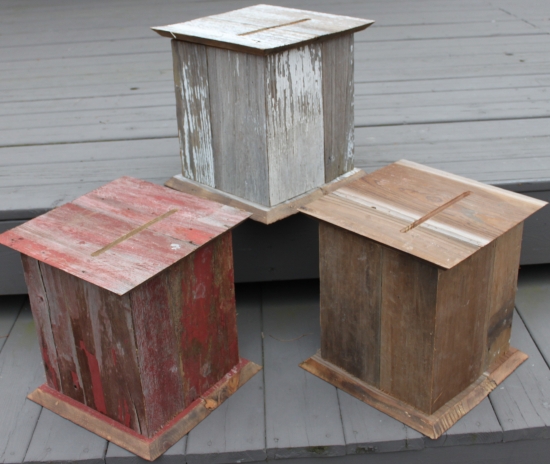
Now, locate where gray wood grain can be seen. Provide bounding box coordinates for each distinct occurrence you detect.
[207,47,269,205]
[24,409,106,464]
[266,44,325,206]
[262,280,346,459]
[172,40,214,187]
[0,295,24,353]
[322,35,354,182]
[489,311,550,441]
[0,305,44,464]
[185,284,266,464]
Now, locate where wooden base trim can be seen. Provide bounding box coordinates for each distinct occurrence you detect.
[165,169,366,224]
[28,358,262,461]
[299,348,527,439]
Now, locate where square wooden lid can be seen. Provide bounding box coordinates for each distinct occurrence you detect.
[299,160,547,269]
[0,177,251,295]
[151,4,374,55]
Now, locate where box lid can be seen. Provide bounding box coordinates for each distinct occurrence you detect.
[0,177,251,295]
[299,160,547,269]
[152,4,374,55]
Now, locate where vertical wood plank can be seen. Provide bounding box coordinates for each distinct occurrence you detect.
[85,282,147,436]
[171,40,214,187]
[38,262,148,435]
[431,243,494,413]
[266,44,325,206]
[484,223,523,369]
[379,248,438,413]
[20,255,61,391]
[177,231,240,405]
[38,261,88,406]
[129,269,186,437]
[322,35,354,182]
[319,222,381,386]
[207,48,270,205]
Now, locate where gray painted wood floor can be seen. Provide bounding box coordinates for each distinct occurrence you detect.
[1,0,550,294]
[1,267,550,464]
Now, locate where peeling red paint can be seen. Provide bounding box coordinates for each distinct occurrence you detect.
[79,340,107,415]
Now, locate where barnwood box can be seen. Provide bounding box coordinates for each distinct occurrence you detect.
[298,160,547,439]
[152,4,374,224]
[0,177,260,460]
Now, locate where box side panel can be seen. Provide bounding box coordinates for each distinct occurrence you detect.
[131,231,239,436]
[431,243,494,413]
[483,222,524,370]
[322,35,354,182]
[319,222,381,386]
[177,230,240,401]
[172,40,215,187]
[266,44,325,206]
[207,48,270,205]
[379,248,438,413]
[20,255,62,391]
[129,269,187,436]
[37,262,148,435]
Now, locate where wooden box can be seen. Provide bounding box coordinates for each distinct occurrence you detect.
[152,4,374,224]
[0,177,260,460]
[298,160,547,439]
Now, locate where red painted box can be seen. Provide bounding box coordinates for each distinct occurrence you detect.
[0,177,260,460]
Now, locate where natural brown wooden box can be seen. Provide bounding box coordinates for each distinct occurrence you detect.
[0,177,260,460]
[152,4,374,223]
[299,160,547,439]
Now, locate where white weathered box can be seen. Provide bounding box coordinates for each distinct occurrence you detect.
[152,4,374,223]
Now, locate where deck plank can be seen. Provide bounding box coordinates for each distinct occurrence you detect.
[489,310,550,441]
[0,305,44,464]
[0,296,24,352]
[515,265,550,368]
[262,280,346,459]
[24,409,106,464]
[338,389,425,454]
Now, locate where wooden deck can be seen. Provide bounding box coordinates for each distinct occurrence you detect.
[1,268,550,464]
[1,0,550,293]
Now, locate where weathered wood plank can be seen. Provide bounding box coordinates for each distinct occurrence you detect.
[319,222,381,386]
[153,5,372,55]
[0,221,26,295]
[171,40,214,187]
[207,47,269,205]
[266,44,325,206]
[23,408,106,464]
[379,248,438,413]
[0,305,44,464]
[19,257,61,391]
[431,244,494,412]
[0,178,249,295]
[185,284,266,464]
[483,224,523,369]
[262,280,346,459]
[322,35,354,181]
